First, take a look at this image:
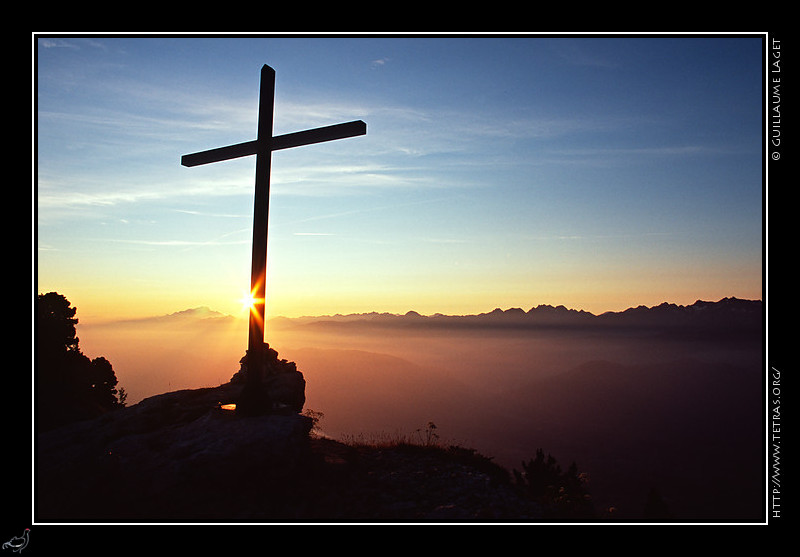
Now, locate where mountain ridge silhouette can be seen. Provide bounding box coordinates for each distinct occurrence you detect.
[266,297,762,332]
[88,297,761,329]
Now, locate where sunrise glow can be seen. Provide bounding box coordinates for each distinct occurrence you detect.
[37,36,764,324]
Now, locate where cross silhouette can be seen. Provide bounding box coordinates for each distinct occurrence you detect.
[182,64,366,414]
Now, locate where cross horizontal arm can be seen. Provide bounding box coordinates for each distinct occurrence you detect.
[181,140,257,167]
[181,120,367,167]
[272,120,367,152]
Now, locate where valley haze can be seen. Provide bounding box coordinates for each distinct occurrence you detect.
[77,297,763,520]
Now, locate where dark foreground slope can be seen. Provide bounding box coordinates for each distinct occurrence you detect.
[35,383,546,523]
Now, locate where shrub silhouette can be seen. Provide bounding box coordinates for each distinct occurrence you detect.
[514,448,595,519]
[36,292,126,430]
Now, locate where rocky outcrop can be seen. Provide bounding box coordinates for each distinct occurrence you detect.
[35,383,546,522]
[35,383,314,522]
[231,343,306,413]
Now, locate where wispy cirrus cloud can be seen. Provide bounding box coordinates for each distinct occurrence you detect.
[38,37,106,50]
[38,38,80,49]
[110,238,248,247]
[549,145,721,158]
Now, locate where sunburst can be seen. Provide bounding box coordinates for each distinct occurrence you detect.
[239,288,264,314]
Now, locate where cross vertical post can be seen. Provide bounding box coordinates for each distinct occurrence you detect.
[181,64,366,415]
[242,64,275,412]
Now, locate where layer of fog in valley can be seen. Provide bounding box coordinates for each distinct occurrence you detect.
[78,302,764,521]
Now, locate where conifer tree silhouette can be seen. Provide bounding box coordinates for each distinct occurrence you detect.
[36,292,125,430]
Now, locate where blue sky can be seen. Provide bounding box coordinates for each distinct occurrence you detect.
[35,34,764,321]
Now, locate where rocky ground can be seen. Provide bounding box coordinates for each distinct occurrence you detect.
[35,384,545,523]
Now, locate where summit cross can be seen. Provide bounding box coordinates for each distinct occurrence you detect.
[181,64,366,414]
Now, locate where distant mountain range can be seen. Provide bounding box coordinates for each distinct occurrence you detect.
[268,297,763,333]
[106,297,762,335]
[90,306,237,327]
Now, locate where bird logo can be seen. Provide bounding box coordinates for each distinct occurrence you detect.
[2,529,29,553]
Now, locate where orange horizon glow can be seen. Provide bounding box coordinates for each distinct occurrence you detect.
[52,288,764,327]
[42,272,762,326]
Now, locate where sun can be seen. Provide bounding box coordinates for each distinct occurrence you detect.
[239,289,263,314]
